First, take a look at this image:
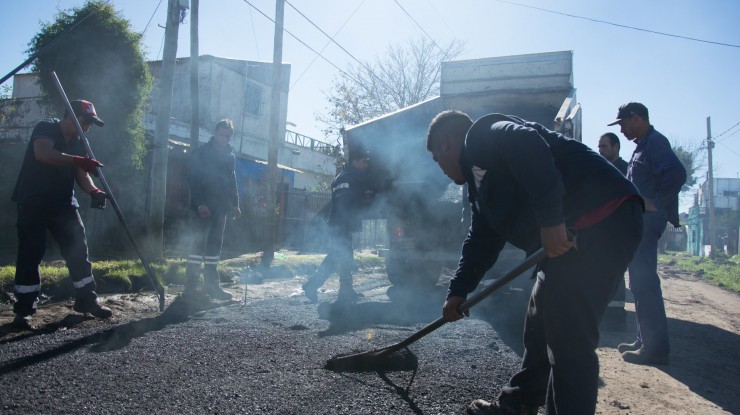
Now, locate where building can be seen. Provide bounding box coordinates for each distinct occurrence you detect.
[687,177,740,256]
[0,55,337,255]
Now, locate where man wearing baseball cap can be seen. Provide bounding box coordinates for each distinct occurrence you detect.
[609,102,686,365]
[11,99,112,330]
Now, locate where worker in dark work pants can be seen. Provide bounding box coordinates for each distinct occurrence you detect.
[428,111,644,415]
[184,119,241,301]
[302,150,376,303]
[11,100,112,330]
[598,131,629,331]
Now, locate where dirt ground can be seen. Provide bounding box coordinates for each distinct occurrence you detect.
[1,259,738,414]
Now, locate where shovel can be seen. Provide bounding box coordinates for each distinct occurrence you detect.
[325,247,547,372]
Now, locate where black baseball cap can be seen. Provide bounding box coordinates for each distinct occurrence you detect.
[607,102,648,126]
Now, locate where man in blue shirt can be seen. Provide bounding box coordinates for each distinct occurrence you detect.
[608,102,686,365]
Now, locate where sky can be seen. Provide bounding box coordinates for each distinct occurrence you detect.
[1,0,739,213]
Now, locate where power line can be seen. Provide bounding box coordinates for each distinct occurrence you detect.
[718,141,740,158]
[493,0,740,49]
[392,0,445,55]
[141,0,164,35]
[290,0,367,89]
[715,120,740,143]
[282,0,395,92]
[239,0,360,85]
[247,3,262,60]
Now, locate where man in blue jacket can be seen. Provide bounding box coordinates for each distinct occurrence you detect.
[427,111,644,415]
[609,102,686,365]
[302,150,375,303]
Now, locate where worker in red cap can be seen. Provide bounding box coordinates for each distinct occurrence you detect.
[11,99,112,330]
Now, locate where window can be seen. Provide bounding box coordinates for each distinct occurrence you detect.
[244,82,263,116]
[722,190,738,197]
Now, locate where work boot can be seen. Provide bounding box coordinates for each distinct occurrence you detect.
[467,399,538,415]
[13,314,36,330]
[622,348,669,366]
[617,340,642,353]
[205,280,232,301]
[73,294,113,319]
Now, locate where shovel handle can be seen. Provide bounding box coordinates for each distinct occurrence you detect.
[379,248,546,355]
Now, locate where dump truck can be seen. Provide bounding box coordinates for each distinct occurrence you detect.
[342,51,582,297]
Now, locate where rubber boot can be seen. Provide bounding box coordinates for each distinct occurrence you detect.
[204,263,232,301]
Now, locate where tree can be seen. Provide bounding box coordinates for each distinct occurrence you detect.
[317,37,464,141]
[673,144,700,193]
[27,1,152,169]
[26,1,153,255]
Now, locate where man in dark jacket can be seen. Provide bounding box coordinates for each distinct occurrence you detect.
[184,119,241,301]
[302,150,374,303]
[598,132,628,175]
[609,102,686,365]
[12,100,111,330]
[427,111,644,415]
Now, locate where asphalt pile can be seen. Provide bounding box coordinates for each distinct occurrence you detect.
[0,292,526,414]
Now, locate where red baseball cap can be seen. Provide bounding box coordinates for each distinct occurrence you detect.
[71,99,104,127]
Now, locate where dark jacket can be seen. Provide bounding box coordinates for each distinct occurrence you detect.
[612,157,628,176]
[448,114,641,298]
[627,126,686,227]
[188,140,239,215]
[327,164,376,232]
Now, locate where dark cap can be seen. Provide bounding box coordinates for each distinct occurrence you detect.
[607,102,648,126]
[70,99,104,127]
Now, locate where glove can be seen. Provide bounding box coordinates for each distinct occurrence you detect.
[89,189,107,210]
[72,156,103,177]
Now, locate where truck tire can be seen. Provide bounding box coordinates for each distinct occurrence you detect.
[385,257,441,287]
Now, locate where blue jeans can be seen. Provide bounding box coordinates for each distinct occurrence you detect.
[627,211,670,355]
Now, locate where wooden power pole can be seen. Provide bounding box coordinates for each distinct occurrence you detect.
[261,0,285,268]
[706,116,717,258]
[149,0,181,259]
[190,0,200,150]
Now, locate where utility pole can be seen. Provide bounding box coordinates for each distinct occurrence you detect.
[190,0,200,150]
[149,0,181,259]
[706,116,717,258]
[261,0,285,268]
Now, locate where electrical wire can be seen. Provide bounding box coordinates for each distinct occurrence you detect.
[718,141,740,158]
[239,0,361,85]
[290,0,367,89]
[142,0,164,35]
[283,0,396,94]
[392,0,445,55]
[492,0,740,49]
[715,120,740,143]
[247,3,262,60]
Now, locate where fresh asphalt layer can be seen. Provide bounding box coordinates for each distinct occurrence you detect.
[0,294,524,414]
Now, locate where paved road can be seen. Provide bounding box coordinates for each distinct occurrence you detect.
[0,288,525,414]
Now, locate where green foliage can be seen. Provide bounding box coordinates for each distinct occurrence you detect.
[27,0,152,169]
[672,144,700,193]
[660,252,740,293]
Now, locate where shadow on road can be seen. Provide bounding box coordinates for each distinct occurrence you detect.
[0,296,231,375]
[601,310,740,414]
